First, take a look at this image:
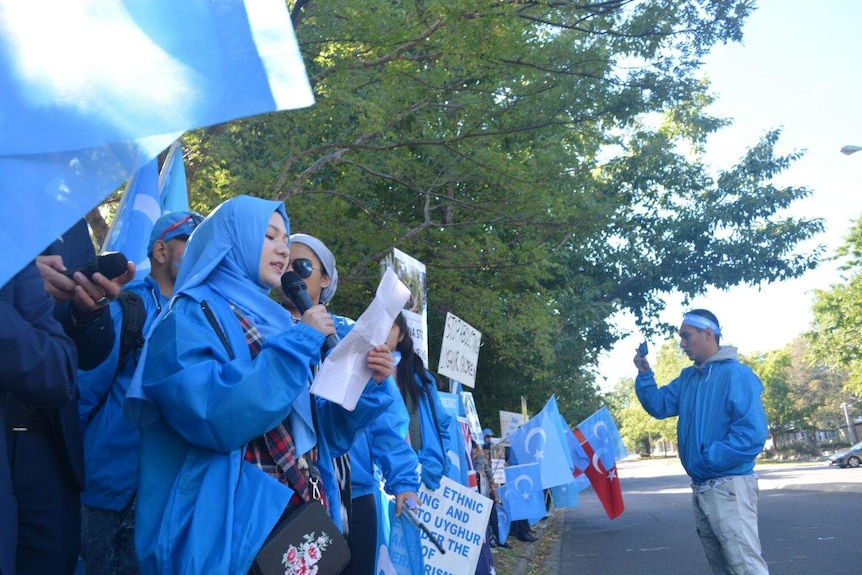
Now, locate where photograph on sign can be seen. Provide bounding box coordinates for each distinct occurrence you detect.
[460,391,485,447]
[382,248,429,366]
[437,311,482,387]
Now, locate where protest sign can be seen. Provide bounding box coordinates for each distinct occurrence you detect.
[457,418,477,490]
[382,248,429,366]
[490,458,507,486]
[415,475,493,575]
[460,391,485,446]
[498,410,524,439]
[437,312,482,387]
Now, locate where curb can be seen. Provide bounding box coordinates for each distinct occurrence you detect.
[500,514,557,575]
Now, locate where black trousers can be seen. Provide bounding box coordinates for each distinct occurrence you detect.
[7,428,80,575]
[343,493,377,575]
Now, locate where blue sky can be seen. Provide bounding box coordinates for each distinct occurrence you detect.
[597,0,862,387]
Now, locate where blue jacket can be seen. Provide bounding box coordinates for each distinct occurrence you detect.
[339,309,419,499]
[78,275,166,511]
[127,287,391,574]
[412,372,454,490]
[0,261,78,575]
[348,377,420,499]
[635,346,768,484]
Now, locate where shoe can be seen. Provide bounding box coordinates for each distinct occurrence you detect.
[498,542,514,550]
[517,534,538,543]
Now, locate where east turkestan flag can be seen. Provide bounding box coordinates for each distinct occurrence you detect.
[0,0,314,287]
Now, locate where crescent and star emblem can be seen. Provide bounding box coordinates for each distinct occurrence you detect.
[514,474,534,500]
[524,427,546,461]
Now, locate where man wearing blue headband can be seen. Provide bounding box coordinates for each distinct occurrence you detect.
[633,309,769,575]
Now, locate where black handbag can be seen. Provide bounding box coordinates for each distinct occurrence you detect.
[252,498,350,575]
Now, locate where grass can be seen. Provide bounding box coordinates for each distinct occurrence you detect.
[491,514,558,575]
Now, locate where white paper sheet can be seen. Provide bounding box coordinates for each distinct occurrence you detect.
[310,268,411,410]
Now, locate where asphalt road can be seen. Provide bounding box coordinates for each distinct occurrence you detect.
[543,458,861,575]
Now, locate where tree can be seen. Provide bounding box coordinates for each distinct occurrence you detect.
[809,217,862,398]
[743,338,851,449]
[612,339,682,454]
[167,1,821,419]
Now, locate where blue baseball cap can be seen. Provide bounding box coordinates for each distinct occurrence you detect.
[147,211,204,255]
[483,428,494,437]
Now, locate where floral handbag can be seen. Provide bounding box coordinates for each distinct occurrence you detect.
[251,498,350,575]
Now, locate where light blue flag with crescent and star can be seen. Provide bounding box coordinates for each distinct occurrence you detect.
[577,406,629,472]
[102,158,161,278]
[550,482,580,509]
[502,463,545,521]
[103,141,192,279]
[509,396,574,489]
[377,497,425,575]
[158,140,190,213]
[561,416,591,474]
[495,500,511,544]
[0,0,314,287]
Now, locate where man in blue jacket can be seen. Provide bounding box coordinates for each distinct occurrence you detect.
[634,309,769,575]
[77,211,201,575]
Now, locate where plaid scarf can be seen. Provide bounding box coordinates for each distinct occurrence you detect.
[234,306,328,511]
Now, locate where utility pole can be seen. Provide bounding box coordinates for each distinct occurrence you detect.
[840,402,858,444]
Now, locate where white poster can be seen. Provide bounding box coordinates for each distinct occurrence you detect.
[460,391,484,447]
[382,248,428,366]
[499,410,525,440]
[415,475,493,575]
[437,312,481,387]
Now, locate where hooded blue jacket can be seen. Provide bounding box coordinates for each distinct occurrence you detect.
[78,275,165,511]
[324,316,418,500]
[635,346,768,484]
[127,287,390,574]
[411,372,453,490]
[123,196,392,574]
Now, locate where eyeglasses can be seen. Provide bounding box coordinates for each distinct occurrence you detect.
[157,213,204,244]
[291,258,325,279]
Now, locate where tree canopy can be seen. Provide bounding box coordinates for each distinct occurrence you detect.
[103,1,823,425]
[808,217,862,398]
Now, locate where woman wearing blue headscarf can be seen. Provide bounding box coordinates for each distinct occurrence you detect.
[125,196,394,574]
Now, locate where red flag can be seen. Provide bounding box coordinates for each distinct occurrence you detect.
[573,428,624,519]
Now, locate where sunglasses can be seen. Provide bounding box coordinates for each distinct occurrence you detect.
[291,258,325,279]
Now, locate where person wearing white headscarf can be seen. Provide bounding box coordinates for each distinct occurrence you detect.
[125,196,394,574]
[284,233,420,575]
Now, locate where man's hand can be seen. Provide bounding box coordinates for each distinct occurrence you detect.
[367,344,395,383]
[633,348,651,373]
[37,255,135,317]
[395,491,420,518]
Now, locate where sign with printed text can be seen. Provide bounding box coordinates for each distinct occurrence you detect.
[416,475,493,575]
[499,410,525,440]
[437,312,482,387]
[491,458,507,486]
[382,248,429,366]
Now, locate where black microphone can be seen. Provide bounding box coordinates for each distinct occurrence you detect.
[281,270,340,353]
[62,251,128,280]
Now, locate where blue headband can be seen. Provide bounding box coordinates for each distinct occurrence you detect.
[682,313,721,335]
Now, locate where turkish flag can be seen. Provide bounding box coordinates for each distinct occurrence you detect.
[573,428,624,519]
